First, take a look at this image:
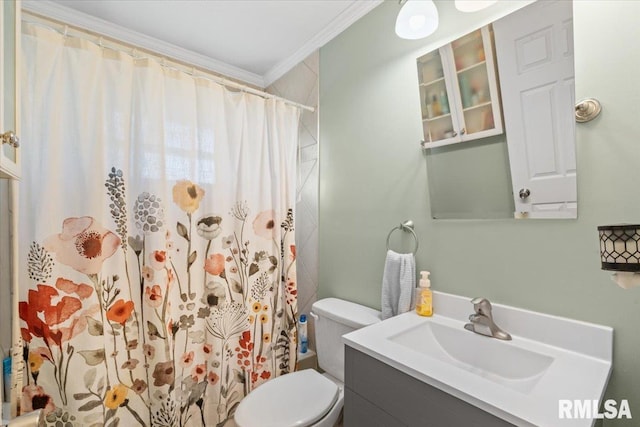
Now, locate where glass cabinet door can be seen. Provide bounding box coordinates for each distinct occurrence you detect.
[417,49,459,145]
[451,28,500,138]
[1,0,20,179]
[417,25,503,149]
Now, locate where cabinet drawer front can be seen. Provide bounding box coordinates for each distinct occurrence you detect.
[345,347,515,427]
[344,388,406,427]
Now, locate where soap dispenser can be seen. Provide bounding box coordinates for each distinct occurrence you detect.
[415,271,433,317]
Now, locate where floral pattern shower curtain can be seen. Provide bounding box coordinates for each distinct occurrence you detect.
[18,22,300,426]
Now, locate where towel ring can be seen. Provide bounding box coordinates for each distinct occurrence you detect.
[386,220,419,255]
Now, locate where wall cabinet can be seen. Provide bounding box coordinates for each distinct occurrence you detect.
[0,0,21,422]
[417,26,503,149]
[0,0,20,179]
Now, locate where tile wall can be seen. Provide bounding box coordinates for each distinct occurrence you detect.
[266,52,319,350]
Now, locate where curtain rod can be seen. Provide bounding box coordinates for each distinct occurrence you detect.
[21,11,316,113]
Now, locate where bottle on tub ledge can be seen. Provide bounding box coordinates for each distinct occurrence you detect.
[415,271,433,317]
[299,314,308,353]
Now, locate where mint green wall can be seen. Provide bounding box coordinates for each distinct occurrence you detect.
[319,1,640,423]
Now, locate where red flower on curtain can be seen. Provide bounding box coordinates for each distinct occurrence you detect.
[180,351,195,368]
[43,216,121,275]
[18,278,99,408]
[54,278,93,300]
[235,331,253,369]
[149,250,167,270]
[144,285,163,308]
[285,279,297,305]
[19,283,89,346]
[250,363,270,385]
[192,363,206,382]
[207,371,219,385]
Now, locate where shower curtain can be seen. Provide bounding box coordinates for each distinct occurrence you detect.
[18,23,299,426]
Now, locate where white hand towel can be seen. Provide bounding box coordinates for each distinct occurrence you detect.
[381,250,416,320]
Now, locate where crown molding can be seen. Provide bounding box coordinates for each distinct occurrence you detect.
[22,0,383,89]
[22,0,266,87]
[263,0,383,87]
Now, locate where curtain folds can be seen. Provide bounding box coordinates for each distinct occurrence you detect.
[19,23,299,426]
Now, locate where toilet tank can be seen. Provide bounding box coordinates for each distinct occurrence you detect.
[310,298,381,382]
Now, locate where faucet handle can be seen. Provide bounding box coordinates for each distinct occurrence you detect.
[470,297,492,316]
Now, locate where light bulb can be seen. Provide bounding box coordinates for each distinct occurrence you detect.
[395,1,439,40]
[409,15,427,30]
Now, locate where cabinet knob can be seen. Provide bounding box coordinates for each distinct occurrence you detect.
[460,128,466,135]
[1,130,19,148]
[519,188,531,200]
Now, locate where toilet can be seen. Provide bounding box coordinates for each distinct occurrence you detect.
[234,298,381,427]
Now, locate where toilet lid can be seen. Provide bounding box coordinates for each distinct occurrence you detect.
[234,369,339,427]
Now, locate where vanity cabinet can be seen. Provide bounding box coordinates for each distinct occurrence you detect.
[0,0,21,179]
[417,26,503,148]
[344,346,515,427]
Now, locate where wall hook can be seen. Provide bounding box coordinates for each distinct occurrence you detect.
[575,98,601,123]
[400,220,414,230]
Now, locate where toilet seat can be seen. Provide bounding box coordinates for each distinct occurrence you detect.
[234,369,339,427]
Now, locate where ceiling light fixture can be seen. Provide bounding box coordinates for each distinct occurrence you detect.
[454,0,498,13]
[395,0,439,40]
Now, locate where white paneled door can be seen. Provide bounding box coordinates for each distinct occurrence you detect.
[494,0,576,218]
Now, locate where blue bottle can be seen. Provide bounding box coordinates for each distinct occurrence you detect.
[299,314,308,353]
[3,356,10,402]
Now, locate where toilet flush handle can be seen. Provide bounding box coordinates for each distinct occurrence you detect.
[309,312,318,321]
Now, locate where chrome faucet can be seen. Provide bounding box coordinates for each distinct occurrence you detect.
[464,297,512,340]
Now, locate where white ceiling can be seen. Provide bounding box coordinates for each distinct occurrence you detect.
[24,0,382,87]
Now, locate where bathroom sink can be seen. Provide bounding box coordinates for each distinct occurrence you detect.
[343,291,613,427]
[389,320,553,392]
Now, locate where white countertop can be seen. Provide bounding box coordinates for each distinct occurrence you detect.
[343,291,613,427]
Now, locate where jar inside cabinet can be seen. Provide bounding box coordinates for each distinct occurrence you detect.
[417,25,503,148]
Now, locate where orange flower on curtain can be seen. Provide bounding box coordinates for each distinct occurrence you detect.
[204,253,225,275]
[106,299,135,325]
